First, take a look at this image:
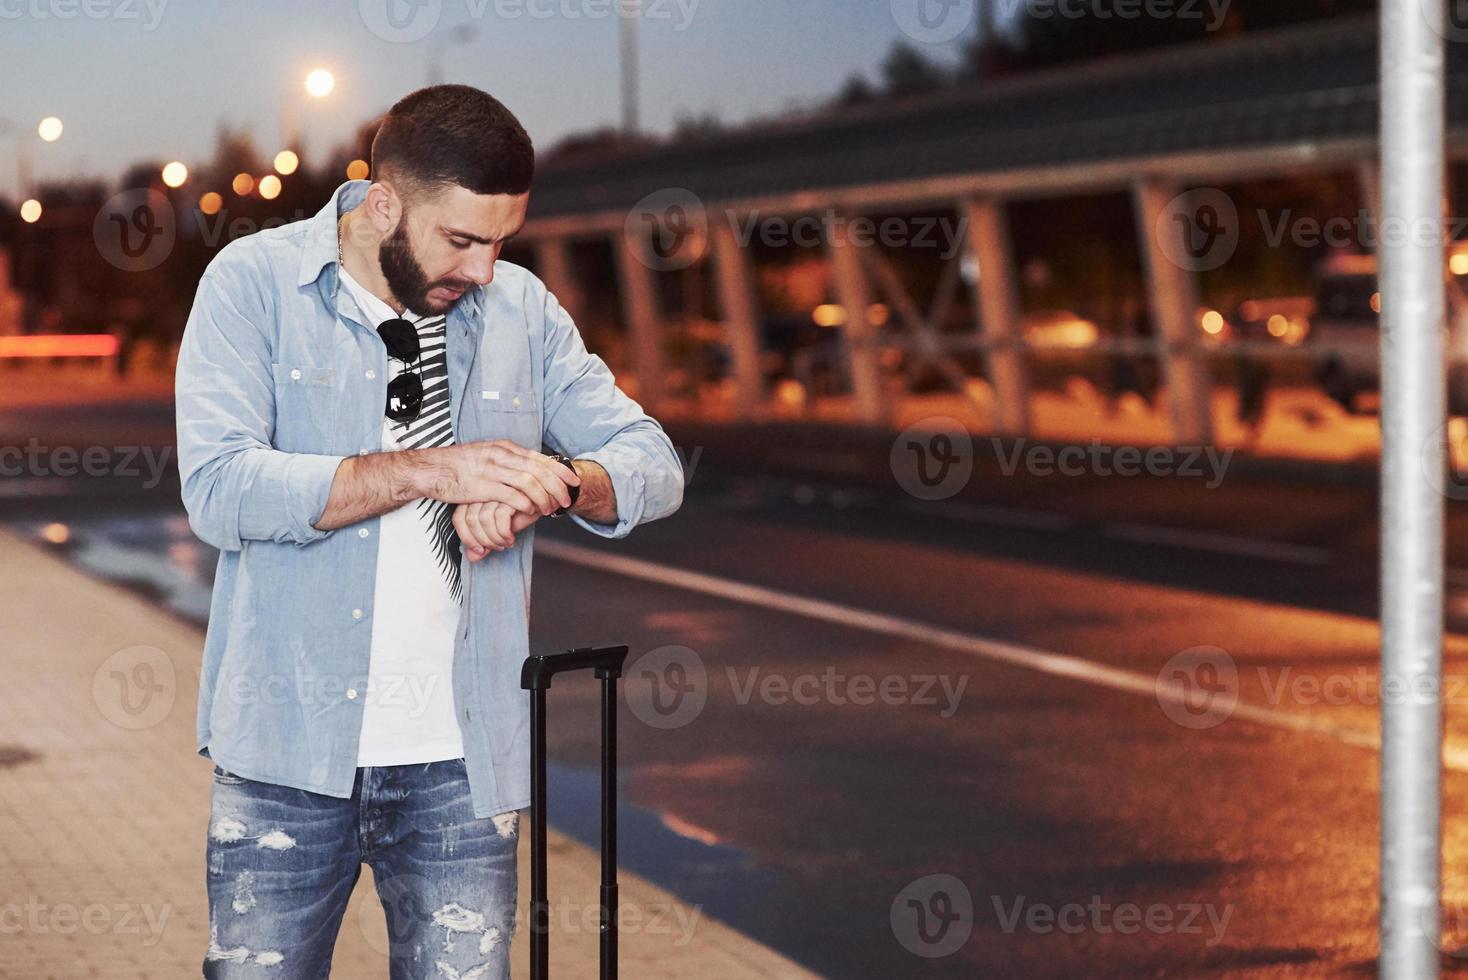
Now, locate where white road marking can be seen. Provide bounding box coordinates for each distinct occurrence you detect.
[536,538,1468,772]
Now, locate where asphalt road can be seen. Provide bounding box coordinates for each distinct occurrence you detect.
[7,396,1468,976]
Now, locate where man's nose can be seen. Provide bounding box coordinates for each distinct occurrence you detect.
[462,250,496,286]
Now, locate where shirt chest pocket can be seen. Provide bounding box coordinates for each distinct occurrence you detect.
[272,363,339,453]
[477,388,541,450]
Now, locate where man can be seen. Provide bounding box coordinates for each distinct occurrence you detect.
[175,84,684,979]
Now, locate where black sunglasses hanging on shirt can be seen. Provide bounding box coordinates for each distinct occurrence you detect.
[377,317,424,424]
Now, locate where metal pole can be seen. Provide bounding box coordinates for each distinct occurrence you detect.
[1379,0,1446,976]
[619,0,640,136]
[599,670,619,979]
[530,687,549,980]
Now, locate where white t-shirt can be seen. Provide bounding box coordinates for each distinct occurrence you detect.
[338,266,465,766]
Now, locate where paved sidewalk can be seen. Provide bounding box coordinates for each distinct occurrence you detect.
[0,527,818,979]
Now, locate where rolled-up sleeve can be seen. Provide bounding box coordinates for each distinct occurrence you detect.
[175,264,345,552]
[537,283,684,539]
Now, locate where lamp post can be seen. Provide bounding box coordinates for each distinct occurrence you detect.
[620,0,640,136]
[1,115,62,199]
[279,68,335,157]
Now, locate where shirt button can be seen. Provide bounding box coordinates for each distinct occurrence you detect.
[290,369,302,381]
[352,608,363,620]
[347,688,358,699]
[358,449,369,456]
[365,369,377,380]
[512,396,522,408]
[358,528,370,539]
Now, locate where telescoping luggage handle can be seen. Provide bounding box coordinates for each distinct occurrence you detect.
[521,645,630,980]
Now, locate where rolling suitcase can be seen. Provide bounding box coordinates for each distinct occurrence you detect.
[520,645,630,980]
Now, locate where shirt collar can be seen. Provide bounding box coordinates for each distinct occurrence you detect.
[297,179,485,322]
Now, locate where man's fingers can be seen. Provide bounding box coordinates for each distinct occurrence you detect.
[493,503,516,546]
[455,503,506,557]
[505,467,558,516]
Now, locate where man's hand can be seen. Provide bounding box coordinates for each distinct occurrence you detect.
[313,439,580,533]
[455,500,541,560]
[425,440,580,513]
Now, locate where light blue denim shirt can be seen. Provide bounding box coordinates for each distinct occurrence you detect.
[175,179,684,819]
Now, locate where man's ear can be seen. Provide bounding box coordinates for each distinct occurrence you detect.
[363,181,402,237]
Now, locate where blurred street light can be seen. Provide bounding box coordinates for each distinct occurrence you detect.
[346,159,369,181]
[232,173,255,196]
[305,68,335,99]
[281,67,336,155]
[274,150,299,175]
[199,192,223,215]
[258,175,282,200]
[1,115,63,196]
[162,161,189,188]
[19,199,41,223]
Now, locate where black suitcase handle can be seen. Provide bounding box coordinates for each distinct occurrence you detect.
[521,645,630,980]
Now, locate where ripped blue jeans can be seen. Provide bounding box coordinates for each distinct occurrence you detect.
[204,757,519,979]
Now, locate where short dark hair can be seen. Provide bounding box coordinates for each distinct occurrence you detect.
[370,84,535,202]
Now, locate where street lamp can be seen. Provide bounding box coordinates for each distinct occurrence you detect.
[0,115,63,198]
[280,67,336,154]
[161,161,189,188]
[620,1,640,135]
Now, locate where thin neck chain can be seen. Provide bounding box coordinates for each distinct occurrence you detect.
[335,212,346,308]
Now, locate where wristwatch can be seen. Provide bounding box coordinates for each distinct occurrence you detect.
[542,452,581,517]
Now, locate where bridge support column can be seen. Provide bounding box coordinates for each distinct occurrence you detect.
[1132,179,1214,446]
[824,214,890,425]
[710,218,766,418]
[533,237,584,318]
[613,228,667,409]
[963,197,1030,437]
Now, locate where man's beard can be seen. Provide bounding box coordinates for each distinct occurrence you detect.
[378,215,472,317]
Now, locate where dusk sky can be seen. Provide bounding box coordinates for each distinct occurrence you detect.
[2,0,982,198]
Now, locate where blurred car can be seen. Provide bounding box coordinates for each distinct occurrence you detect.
[1304,251,1468,414]
[696,310,849,392]
[1022,309,1100,349]
[1231,295,1313,345]
[1307,254,1379,411]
